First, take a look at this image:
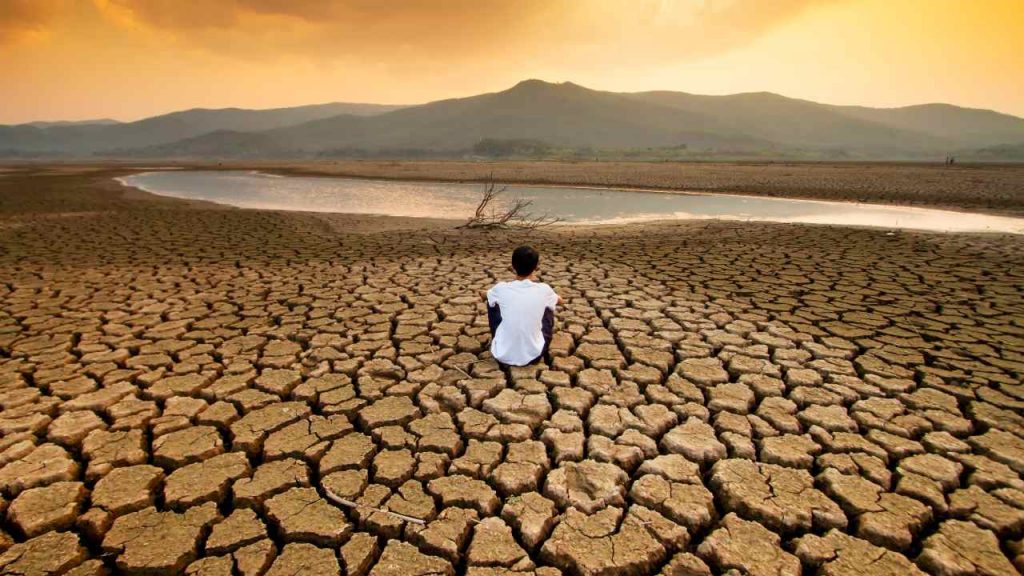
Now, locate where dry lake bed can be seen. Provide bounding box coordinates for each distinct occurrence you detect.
[0,164,1023,576]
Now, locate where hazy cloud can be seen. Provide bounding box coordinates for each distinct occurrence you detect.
[554,0,840,65]
[95,0,349,29]
[94,0,553,35]
[0,0,63,45]
[88,0,836,65]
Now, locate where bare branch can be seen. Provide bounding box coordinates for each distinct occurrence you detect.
[457,174,563,230]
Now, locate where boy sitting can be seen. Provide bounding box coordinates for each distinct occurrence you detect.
[486,245,561,366]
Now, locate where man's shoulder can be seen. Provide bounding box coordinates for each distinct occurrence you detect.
[487,282,510,298]
[533,282,556,293]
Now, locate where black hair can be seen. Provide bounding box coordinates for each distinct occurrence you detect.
[512,245,540,277]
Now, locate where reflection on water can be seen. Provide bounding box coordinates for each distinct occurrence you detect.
[118,171,1024,234]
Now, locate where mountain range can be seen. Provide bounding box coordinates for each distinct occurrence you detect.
[3,80,1023,160]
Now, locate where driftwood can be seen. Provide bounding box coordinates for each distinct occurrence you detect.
[323,487,427,525]
[457,177,562,230]
[323,486,482,526]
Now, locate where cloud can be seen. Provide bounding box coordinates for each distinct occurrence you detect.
[0,0,63,45]
[89,0,836,66]
[94,0,552,39]
[94,0,359,29]
[561,0,839,63]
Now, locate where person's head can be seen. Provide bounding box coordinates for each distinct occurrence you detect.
[512,245,539,278]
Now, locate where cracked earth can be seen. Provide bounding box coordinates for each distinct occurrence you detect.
[0,168,1023,576]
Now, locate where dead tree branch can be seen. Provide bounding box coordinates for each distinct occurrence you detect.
[457,176,562,230]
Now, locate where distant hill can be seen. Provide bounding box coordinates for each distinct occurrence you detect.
[960,141,1024,162]
[20,119,121,128]
[0,102,405,155]
[4,81,1024,160]
[110,130,291,159]
[626,91,950,153]
[834,103,1024,149]
[264,80,771,153]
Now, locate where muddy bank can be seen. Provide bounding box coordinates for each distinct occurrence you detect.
[3,159,1024,216]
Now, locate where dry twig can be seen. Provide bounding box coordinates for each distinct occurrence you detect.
[324,487,427,525]
[323,486,481,525]
[457,176,562,230]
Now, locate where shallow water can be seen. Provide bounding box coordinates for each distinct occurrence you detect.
[119,170,1024,234]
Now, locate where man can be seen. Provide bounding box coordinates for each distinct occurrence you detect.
[486,245,560,366]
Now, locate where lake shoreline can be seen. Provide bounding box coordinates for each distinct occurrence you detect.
[222,160,1024,218]
[116,169,1024,235]
[3,160,1023,217]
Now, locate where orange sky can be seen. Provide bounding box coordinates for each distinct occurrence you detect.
[2,0,1022,123]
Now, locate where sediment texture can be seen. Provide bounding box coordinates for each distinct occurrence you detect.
[0,168,1022,576]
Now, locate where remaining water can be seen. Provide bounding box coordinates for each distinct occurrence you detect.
[119,170,1024,234]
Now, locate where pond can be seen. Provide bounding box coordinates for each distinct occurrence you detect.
[118,170,1024,234]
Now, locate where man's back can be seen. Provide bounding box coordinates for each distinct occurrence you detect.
[487,279,558,366]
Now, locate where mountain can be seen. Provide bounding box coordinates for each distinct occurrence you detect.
[263,80,771,153]
[626,91,950,152]
[20,119,121,128]
[0,102,405,155]
[833,103,1024,149]
[113,130,291,159]
[960,141,1024,162]
[4,80,1024,160]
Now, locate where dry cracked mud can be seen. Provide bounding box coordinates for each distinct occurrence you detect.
[0,167,1022,576]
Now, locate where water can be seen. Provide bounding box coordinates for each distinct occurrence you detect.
[118,170,1024,234]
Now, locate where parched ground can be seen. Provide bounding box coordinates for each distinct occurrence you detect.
[1,167,1023,576]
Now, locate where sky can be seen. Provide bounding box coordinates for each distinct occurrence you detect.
[1,0,1022,123]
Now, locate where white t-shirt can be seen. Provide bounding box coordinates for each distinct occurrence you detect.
[487,279,558,366]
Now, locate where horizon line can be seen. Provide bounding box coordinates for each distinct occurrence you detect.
[7,78,1023,126]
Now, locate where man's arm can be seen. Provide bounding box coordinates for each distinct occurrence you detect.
[545,286,561,310]
[485,285,500,307]
[486,288,502,336]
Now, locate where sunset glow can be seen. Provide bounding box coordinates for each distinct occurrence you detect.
[2,0,1022,123]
